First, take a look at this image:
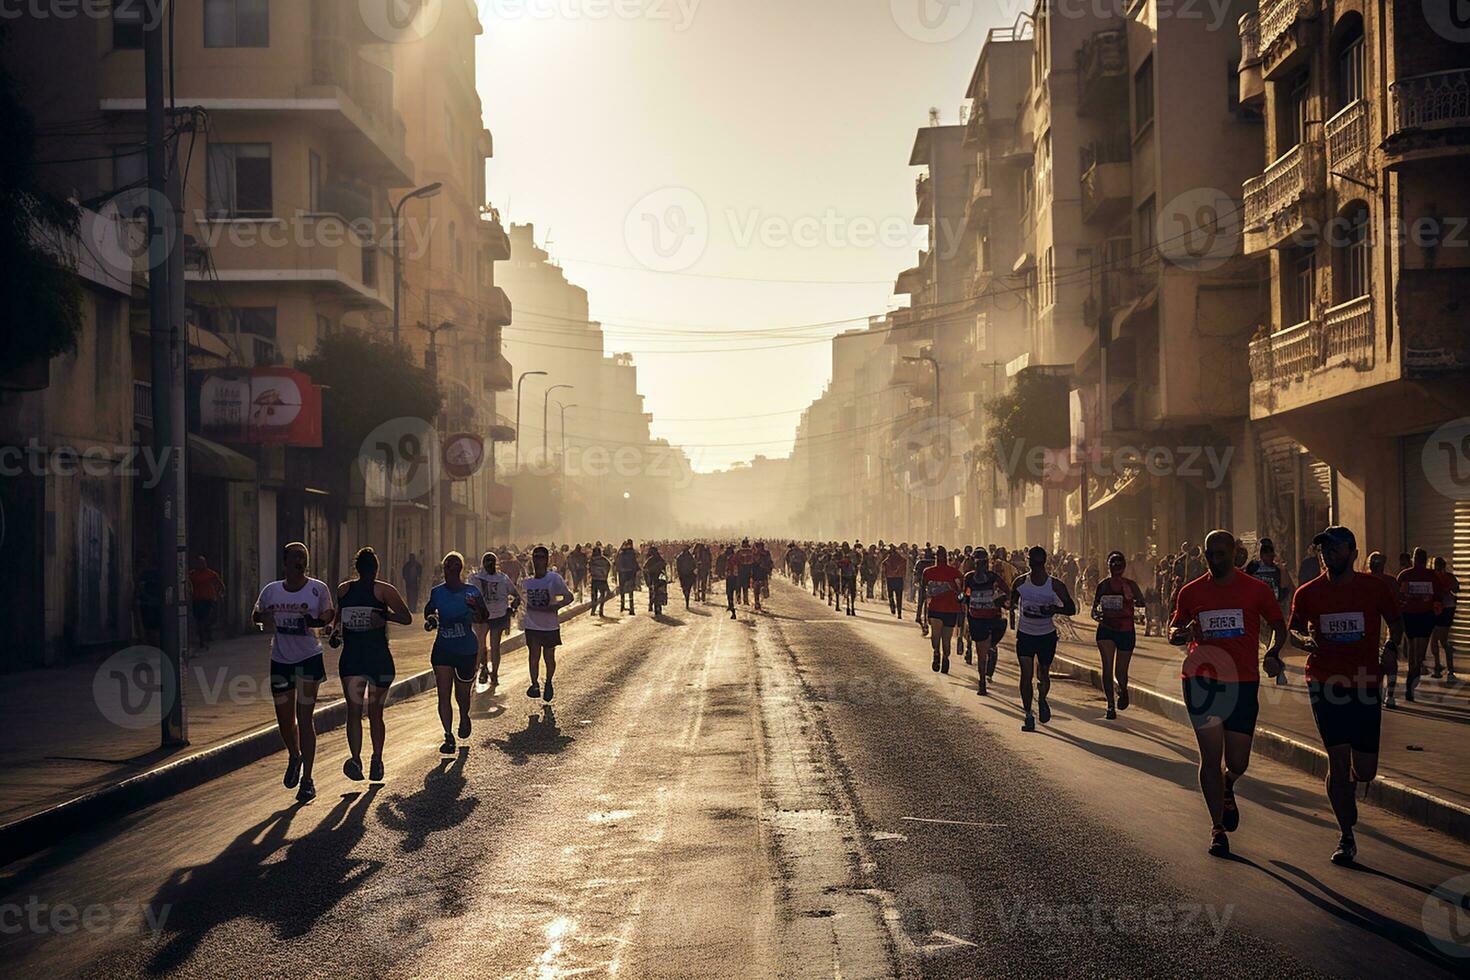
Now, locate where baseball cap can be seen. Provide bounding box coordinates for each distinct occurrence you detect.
[1312,526,1357,550]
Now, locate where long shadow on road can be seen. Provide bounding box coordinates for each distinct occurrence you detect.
[488,706,574,765]
[377,751,479,853]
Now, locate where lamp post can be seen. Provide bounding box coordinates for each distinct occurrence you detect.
[514,370,547,471]
[553,402,576,471]
[391,182,442,346]
[543,383,574,460]
[418,319,455,566]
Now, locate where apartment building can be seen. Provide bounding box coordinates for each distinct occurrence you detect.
[1239,0,1470,612]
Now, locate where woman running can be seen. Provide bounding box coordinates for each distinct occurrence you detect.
[335,547,412,782]
[469,551,518,689]
[1091,550,1143,719]
[424,551,488,754]
[963,554,1009,695]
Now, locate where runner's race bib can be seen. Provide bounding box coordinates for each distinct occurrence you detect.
[1200,608,1246,639]
[969,589,995,610]
[927,581,950,597]
[527,588,552,609]
[1021,602,1051,619]
[438,620,467,640]
[341,606,378,632]
[1319,611,1366,643]
[1101,594,1125,613]
[274,611,307,635]
[1406,581,1433,596]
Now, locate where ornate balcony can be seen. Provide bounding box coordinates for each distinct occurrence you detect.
[1076,28,1127,118]
[1242,139,1325,251]
[1384,69,1470,162]
[1248,297,1375,417]
[1238,12,1264,106]
[1325,99,1369,176]
[1259,0,1318,80]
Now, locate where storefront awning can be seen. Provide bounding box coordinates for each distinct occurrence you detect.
[188,434,256,482]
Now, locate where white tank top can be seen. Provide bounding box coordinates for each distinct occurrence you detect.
[1016,575,1061,636]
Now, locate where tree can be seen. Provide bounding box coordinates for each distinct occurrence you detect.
[981,369,1071,487]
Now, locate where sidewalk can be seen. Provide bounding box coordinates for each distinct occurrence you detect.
[1048,620,1470,813]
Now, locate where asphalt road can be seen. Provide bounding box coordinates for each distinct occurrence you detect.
[2,580,1468,978]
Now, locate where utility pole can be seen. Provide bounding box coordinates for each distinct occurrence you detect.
[145,10,187,745]
[543,384,574,461]
[514,370,547,470]
[419,319,454,566]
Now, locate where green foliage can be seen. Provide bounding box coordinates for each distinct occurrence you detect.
[297,331,442,468]
[981,369,1071,486]
[0,55,83,367]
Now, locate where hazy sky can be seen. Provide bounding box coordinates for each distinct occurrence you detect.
[479,0,1021,471]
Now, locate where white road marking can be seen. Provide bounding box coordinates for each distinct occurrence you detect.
[899,817,1007,828]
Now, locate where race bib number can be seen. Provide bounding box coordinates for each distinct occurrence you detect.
[482,582,502,603]
[1199,608,1246,639]
[1406,581,1433,596]
[438,621,467,640]
[341,606,377,632]
[969,589,995,610]
[1021,602,1050,619]
[927,581,950,597]
[527,588,552,609]
[1101,595,1125,613]
[274,612,307,635]
[1319,611,1366,643]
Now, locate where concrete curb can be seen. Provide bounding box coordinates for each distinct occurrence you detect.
[1049,651,1470,844]
[0,601,594,867]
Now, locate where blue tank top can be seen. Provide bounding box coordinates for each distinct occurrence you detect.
[429,582,480,657]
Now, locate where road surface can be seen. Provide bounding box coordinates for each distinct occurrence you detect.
[2,580,1468,977]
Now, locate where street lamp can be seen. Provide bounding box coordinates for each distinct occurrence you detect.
[417,319,455,567]
[514,370,547,471]
[543,383,574,460]
[553,401,577,469]
[391,182,443,346]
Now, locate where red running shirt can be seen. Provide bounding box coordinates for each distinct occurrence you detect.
[922,564,965,614]
[1397,567,1439,615]
[1170,571,1284,682]
[1094,577,1137,632]
[1289,571,1400,687]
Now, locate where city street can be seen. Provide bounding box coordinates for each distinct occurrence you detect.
[3,581,1467,978]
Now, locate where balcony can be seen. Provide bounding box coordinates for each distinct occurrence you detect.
[481,285,512,327]
[1242,139,1325,251]
[964,99,989,147]
[1079,138,1132,225]
[1384,69,1470,163]
[1247,297,1375,417]
[1076,29,1127,118]
[1399,268,1470,376]
[1325,99,1369,177]
[485,354,514,393]
[1238,12,1264,106]
[478,211,511,261]
[895,257,927,297]
[914,174,933,225]
[1259,0,1318,80]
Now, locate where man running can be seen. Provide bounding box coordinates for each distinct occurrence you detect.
[1431,556,1458,680]
[588,545,613,617]
[723,544,741,620]
[913,547,936,635]
[425,551,487,754]
[335,547,412,782]
[567,544,589,602]
[920,546,965,674]
[469,551,517,689]
[675,543,697,610]
[188,555,226,651]
[696,543,713,602]
[1396,547,1440,701]
[883,544,907,619]
[1287,526,1402,865]
[254,542,336,803]
[1169,529,1286,858]
[616,539,641,616]
[519,545,574,701]
[1091,551,1143,719]
[1009,546,1077,732]
[755,542,774,611]
[838,542,858,616]
[1367,552,1402,707]
[861,545,879,601]
[735,538,757,606]
[963,551,1008,695]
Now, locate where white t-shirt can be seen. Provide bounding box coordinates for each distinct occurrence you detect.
[469,570,514,618]
[256,578,334,664]
[519,571,570,632]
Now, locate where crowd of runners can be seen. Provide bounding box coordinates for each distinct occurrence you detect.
[249,527,1458,869]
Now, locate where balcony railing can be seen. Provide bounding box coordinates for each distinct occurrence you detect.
[1259,0,1317,55]
[1243,139,1324,232]
[1077,29,1127,90]
[1238,11,1260,69]
[1322,295,1374,367]
[1249,298,1374,409]
[1389,68,1470,135]
[1325,99,1368,172]
[133,380,153,424]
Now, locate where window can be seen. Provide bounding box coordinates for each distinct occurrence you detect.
[308,151,322,212]
[1042,246,1055,309]
[204,0,269,48]
[1280,71,1310,150]
[1335,203,1370,301]
[1285,248,1315,325]
[1137,196,1157,258]
[1336,32,1365,109]
[450,221,463,274]
[206,144,272,218]
[362,247,378,287]
[112,0,145,49]
[238,308,277,338]
[1133,56,1154,134]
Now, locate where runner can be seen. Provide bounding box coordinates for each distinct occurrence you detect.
[1168,529,1287,858]
[644,545,670,617]
[469,551,517,689]
[735,538,756,606]
[1091,551,1143,719]
[616,539,641,615]
[883,544,907,619]
[1246,538,1295,687]
[1366,552,1402,707]
[963,552,1008,695]
[519,545,574,702]
[913,547,936,636]
[838,542,858,617]
[1287,526,1402,864]
[755,542,774,611]
[424,551,487,754]
[1009,546,1077,732]
[1396,547,1440,702]
[187,555,226,652]
[696,542,713,603]
[675,543,697,610]
[567,544,589,602]
[1431,556,1459,680]
[335,547,412,782]
[723,544,741,620]
[788,541,807,588]
[920,546,965,674]
[253,542,336,803]
[588,545,613,617]
[861,544,879,601]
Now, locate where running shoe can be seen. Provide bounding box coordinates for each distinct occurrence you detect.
[527,682,542,699]
[1208,829,1230,858]
[479,665,490,686]
[1118,684,1130,710]
[1222,789,1240,832]
[977,680,987,696]
[941,657,950,675]
[1449,671,1459,682]
[284,755,302,790]
[369,756,384,781]
[931,654,941,673]
[1330,835,1357,866]
[1021,713,1036,732]
[440,733,456,754]
[458,717,471,739]
[964,651,973,665]
[1384,692,1397,708]
[543,680,554,702]
[343,756,364,781]
[1038,698,1051,724]
[1105,707,1118,720]
[296,777,316,804]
